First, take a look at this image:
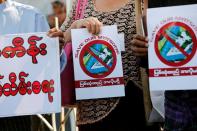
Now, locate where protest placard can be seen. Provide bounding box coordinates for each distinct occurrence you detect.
[148,4,197,91]
[71,25,125,100]
[0,32,61,117]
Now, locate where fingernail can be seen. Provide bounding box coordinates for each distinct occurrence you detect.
[145,37,149,41]
[145,43,149,47]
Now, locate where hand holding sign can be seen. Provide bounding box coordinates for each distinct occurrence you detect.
[131,34,149,57]
[71,17,103,35]
[48,17,103,46]
[71,25,125,100]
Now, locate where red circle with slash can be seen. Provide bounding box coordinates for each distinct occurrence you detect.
[155,22,197,67]
[79,40,117,78]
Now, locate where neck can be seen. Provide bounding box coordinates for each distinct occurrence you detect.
[0,0,6,4]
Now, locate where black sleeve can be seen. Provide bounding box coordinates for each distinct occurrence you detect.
[148,0,166,8]
[149,0,197,8]
[169,0,197,6]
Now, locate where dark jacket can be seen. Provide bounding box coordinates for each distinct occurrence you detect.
[148,0,197,8]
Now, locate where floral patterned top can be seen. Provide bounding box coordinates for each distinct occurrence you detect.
[61,0,141,125]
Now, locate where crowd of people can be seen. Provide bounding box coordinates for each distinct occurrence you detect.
[0,0,197,131]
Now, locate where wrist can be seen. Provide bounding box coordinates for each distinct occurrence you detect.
[64,27,72,43]
[71,19,84,29]
[71,20,78,29]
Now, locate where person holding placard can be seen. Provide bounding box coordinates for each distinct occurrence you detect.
[131,0,197,131]
[0,0,50,130]
[48,0,160,130]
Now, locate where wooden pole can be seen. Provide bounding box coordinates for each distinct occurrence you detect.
[55,17,59,30]
[54,17,66,131]
[135,0,153,123]
[60,107,65,131]
[37,114,54,131]
[135,0,143,35]
[52,113,57,131]
[59,108,73,131]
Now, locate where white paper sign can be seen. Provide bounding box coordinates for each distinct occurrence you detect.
[148,4,197,91]
[71,25,125,100]
[0,33,61,117]
[118,33,125,51]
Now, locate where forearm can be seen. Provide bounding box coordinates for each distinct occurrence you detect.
[143,0,148,15]
[64,27,72,43]
[63,21,78,43]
